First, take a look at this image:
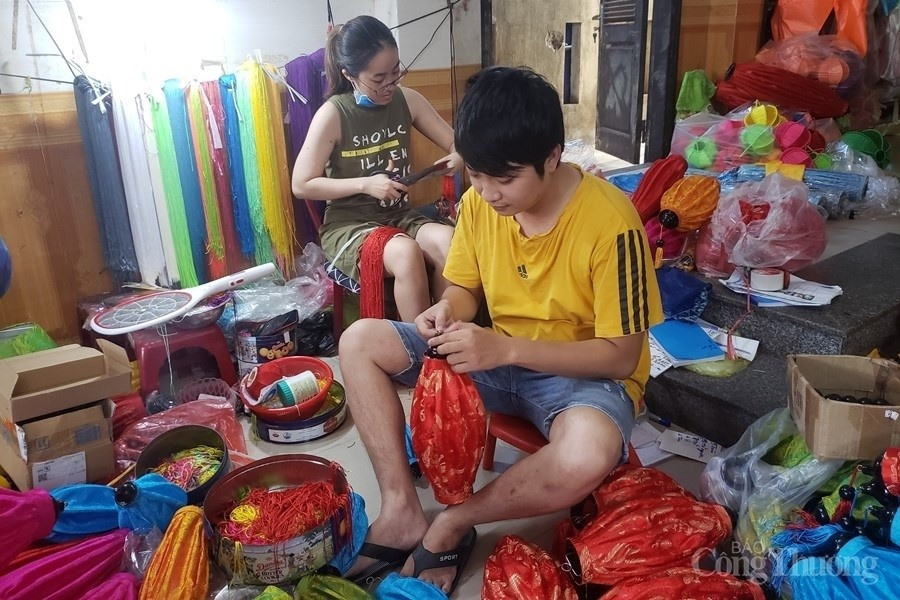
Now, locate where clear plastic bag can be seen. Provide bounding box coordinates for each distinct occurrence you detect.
[700,409,844,557]
[755,33,865,100]
[696,174,827,277]
[114,397,248,474]
[124,528,163,581]
[561,139,605,177]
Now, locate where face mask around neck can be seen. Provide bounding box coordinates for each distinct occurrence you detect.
[353,89,379,108]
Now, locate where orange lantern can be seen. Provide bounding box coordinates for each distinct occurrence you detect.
[139,506,209,600]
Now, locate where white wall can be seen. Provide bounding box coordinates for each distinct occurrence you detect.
[0,0,478,94]
[396,0,481,70]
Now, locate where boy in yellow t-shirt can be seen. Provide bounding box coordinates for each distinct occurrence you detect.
[339,66,662,595]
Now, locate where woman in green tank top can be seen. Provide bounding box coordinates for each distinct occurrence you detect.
[292,15,461,322]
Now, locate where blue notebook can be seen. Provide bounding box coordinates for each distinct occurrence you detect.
[649,319,724,366]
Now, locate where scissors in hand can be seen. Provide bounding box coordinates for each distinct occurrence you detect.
[371,161,451,208]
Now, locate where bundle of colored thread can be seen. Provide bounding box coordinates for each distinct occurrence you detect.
[218,482,348,545]
[151,445,224,491]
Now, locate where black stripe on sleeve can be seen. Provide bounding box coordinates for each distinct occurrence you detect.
[616,232,631,335]
[628,230,642,333]
[639,233,650,330]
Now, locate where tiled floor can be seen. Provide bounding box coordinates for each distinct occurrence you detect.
[238,170,898,598]
[239,359,707,599]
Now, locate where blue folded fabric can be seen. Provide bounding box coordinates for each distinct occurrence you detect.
[327,492,368,574]
[374,572,447,600]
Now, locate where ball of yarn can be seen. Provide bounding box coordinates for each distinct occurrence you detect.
[740,125,776,156]
[684,138,717,169]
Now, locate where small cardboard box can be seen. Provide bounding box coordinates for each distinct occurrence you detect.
[788,355,900,460]
[1,344,106,395]
[0,340,131,423]
[1,400,115,491]
[0,340,130,490]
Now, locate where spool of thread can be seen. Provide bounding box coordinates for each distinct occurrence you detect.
[750,268,787,291]
[276,370,319,407]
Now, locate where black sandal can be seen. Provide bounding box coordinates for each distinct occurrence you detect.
[409,527,478,597]
[348,538,415,585]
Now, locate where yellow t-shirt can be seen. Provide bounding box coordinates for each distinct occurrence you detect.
[444,167,663,413]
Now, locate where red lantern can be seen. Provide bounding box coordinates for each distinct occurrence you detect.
[568,494,732,585]
[601,567,766,599]
[482,535,578,600]
[411,347,486,505]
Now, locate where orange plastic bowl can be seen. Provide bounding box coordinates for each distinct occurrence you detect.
[239,356,334,422]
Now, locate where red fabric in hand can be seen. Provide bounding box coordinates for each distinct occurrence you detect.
[411,350,486,505]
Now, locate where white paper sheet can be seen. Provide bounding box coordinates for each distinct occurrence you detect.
[720,271,843,307]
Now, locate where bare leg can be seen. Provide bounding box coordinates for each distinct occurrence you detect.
[382,235,431,322]
[402,406,623,593]
[340,318,430,577]
[414,223,453,302]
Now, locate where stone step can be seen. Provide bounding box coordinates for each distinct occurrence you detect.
[646,233,900,447]
[645,352,788,447]
[697,233,900,358]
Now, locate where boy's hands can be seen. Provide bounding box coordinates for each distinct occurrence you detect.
[428,322,512,373]
[415,299,455,339]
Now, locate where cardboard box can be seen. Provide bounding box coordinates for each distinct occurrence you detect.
[0,340,130,490]
[1,344,106,395]
[788,355,900,460]
[1,400,115,491]
[0,339,131,423]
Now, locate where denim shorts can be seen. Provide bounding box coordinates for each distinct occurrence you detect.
[389,322,636,463]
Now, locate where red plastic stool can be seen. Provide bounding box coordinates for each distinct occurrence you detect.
[129,325,237,400]
[482,413,642,470]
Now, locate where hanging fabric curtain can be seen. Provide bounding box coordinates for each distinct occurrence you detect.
[185,81,227,280]
[235,67,277,265]
[147,91,199,287]
[110,79,171,286]
[136,92,181,286]
[218,74,256,259]
[200,80,245,271]
[285,49,328,247]
[247,60,295,274]
[163,79,210,283]
[73,75,141,286]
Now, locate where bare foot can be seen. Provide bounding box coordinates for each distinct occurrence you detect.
[344,505,429,580]
[401,511,470,594]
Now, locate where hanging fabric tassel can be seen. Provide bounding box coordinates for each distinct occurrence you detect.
[164,78,211,283]
[185,82,227,279]
[109,79,170,286]
[247,61,295,274]
[235,68,277,265]
[148,91,199,287]
[359,227,404,319]
[200,81,245,271]
[219,74,256,259]
[139,506,209,600]
[138,92,182,286]
[263,64,299,276]
[73,75,141,286]
[285,50,328,247]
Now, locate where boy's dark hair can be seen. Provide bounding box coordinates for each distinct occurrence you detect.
[325,16,397,98]
[455,66,564,178]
